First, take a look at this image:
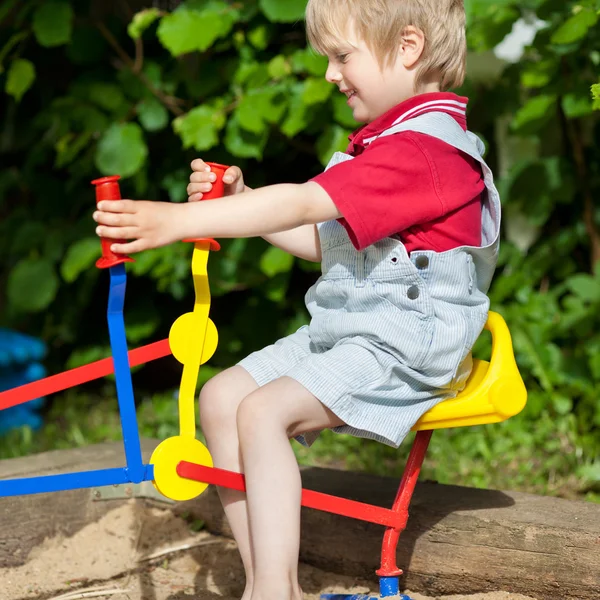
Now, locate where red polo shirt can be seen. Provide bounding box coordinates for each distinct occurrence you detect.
[312,92,485,253]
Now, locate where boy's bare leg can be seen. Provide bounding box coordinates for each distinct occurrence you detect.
[199,366,259,600]
[237,376,345,600]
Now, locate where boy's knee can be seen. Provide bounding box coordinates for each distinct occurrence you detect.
[199,368,252,433]
[200,371,241,432]
[236,391,285,440]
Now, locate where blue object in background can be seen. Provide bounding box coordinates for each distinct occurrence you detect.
[0,329,48,435]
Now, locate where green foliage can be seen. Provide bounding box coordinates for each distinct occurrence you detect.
[0,0,599,500]
[5,57,35,101]
[32,0,73,47]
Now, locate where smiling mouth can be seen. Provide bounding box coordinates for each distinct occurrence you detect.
[343,90,357,99]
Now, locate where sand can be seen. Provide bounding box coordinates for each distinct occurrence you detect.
[1,502,539,600]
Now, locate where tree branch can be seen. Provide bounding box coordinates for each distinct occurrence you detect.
[95,20,186,116]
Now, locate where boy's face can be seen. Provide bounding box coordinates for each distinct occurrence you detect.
[324,23,416,124]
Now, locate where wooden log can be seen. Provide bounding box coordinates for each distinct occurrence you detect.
[2,441,598,599]
[0,439,162,568]
[183,466,600,600]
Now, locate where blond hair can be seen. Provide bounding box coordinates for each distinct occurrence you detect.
[305,0,466,92]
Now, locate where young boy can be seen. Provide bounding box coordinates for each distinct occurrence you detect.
[94,1,500,598]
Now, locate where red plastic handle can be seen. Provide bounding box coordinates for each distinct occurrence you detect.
[92,175,135,269]
[183,162,229,249]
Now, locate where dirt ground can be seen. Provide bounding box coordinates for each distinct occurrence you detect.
[1,502,539,600]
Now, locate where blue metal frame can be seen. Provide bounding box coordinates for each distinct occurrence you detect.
[320,577,412,600]
[1,264,415,600]
[0,264,152,498]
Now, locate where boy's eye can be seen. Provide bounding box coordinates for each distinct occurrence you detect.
[337,53,349,63]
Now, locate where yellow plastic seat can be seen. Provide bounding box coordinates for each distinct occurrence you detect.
[412,311,527,431]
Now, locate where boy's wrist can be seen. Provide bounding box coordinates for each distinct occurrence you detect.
[177,201,205,242]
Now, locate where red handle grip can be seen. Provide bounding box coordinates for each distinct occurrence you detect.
[184,162,229,250]
[91,175,135,269]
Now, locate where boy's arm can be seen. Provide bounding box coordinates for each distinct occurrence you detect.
[262,226,321,262]
[242,185,321,262]
[94,182,339,256]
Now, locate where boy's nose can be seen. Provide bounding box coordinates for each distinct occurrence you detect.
[325,62,342,84]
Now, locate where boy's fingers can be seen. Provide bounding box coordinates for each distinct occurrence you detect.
[111,240,145,255]
[187,183,211,196]
[93,211,134,226]
[96,200,137,213]
[191,159,209,172]
[223,166,241,184]
[190,171,216,183]
[95,225,138,240]
[188,193,203,202]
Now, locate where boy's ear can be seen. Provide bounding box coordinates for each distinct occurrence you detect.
[399,26,425,68]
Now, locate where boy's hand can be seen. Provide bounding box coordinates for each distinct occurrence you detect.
[188,159,245,202]
[93,199,189,254]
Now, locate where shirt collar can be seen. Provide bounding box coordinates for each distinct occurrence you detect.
[347,92,469,153]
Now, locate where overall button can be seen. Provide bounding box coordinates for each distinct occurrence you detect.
[407,286,420,300]
[415,255,429,269]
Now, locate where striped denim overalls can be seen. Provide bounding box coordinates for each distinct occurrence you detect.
[239,112,501,448]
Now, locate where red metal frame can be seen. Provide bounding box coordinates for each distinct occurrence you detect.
[377,429,433,577]
[178,428,434,576]
[0,339,171,411]
[178,462,404,529]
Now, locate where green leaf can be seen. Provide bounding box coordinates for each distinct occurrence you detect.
[565,274,600,303]
[61,238,102,283]
[260,246,294,277]
[87,83,127,112]
[248,24,270,50]
[562,92,593,118]
[292,48,328,76]
[161,170,188,203]
[128,8,162,40]
[316,125,350,166]
[55,130,94,169]
[512,95,556,130]
[281,84,311,137]
[5,59,35,102]
[225,114,268,159]
[237,87,288,134]
[95,123,148,179]
[577,462,600,484]
[302,77,333,105]
[592,83,600,110]
[237,95,267,134]
[32,0,73,47]
[8,258,59,313]
[551,394,573,416]
[259,0,307,23]
[137,97,169,131]
[0,32,28,75]
[157,4,236,56]
[551,8,598,45]
[173,104,226,151]
[520,60,555,89]
[268,55,292,79]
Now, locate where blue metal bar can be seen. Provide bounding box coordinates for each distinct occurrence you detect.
[107,264,144,483]
[0,464,154,497]
[379,577,410,599]
[321,592,410,600]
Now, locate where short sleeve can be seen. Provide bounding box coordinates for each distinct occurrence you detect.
[311,134,444,250]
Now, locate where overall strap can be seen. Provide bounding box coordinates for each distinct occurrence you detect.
[374,111,487,166]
